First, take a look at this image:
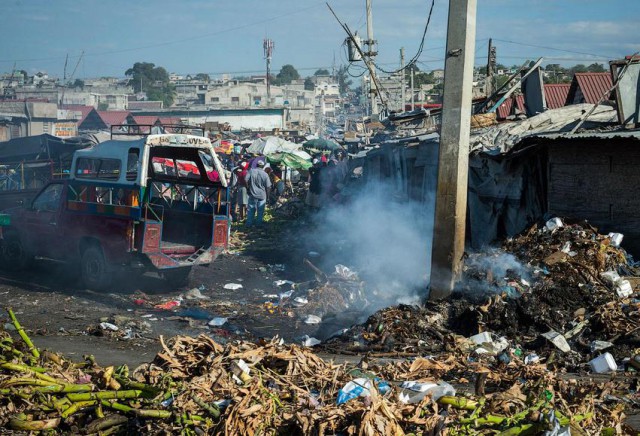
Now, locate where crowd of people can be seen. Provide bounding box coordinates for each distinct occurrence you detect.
[218,142,350,227]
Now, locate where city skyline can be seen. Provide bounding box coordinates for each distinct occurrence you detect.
[2,0,639,79]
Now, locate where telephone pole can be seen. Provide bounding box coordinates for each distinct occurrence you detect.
[486,38,496,98]
[264,38,274,107]
[364,0,378,116]
[429,0,477,300]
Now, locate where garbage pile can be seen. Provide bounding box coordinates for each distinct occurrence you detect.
[0,308,633,434]
[323,218,640,373]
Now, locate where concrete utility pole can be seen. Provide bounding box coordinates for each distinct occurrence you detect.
[429,0,477,300]
[365,0,378,116]
[410,68,415,110]
[264,39,274,107]
[400,48,406,113]
[486,38,496,98]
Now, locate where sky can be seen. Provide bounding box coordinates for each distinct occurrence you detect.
[1,0,639,80]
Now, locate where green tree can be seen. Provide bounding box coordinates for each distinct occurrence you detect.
[98,102,109,111]
[314,68,330,76]
[304,77,315,91]
[569,64,588,75]
[587,63,606,72]
[70,79,84,89]
[336,65,352,94]
[195,73,210,82]
[273,64,300,86]
[125,62,176,107]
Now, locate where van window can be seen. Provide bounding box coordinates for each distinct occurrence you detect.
[126,148,139,181]
[151,157,201,181]
[76,158,121,181]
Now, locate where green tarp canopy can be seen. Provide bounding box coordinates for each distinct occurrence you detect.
[267,152,312,170]
[302,138,343,151]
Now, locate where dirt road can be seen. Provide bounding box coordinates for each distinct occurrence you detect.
[0,223,333,368]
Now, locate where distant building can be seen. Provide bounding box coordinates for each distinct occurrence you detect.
[0,101,58,140]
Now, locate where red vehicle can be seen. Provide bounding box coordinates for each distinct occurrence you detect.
[0,128,230,289]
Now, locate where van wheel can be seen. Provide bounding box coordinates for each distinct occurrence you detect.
[81,245,112,290]
[164,267,191,288]
[1,234,32,270]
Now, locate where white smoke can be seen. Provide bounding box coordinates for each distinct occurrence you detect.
[306,180,434,312]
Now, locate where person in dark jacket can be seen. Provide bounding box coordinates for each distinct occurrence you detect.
[245,160,272,226]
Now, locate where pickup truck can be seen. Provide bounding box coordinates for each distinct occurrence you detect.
[0,129,230,289]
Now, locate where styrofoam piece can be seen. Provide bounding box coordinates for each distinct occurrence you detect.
[589,352,617,373]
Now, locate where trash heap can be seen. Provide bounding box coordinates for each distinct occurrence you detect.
[323,218,640,373]
[0,308,633,434]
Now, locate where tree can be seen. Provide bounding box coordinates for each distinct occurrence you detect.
[314,68,330,76]
[98,102,109,111]
[273,64,300,86]
[195,73,210,82]
[587,63,606,73]
[125,62,176,107]
[70,79,84,89]
[336,65,352,94]
[304,77,315,91]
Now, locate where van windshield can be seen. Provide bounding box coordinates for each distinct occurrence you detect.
[148,147,220,185]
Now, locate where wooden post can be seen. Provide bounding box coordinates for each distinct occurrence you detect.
[429,0,477,300]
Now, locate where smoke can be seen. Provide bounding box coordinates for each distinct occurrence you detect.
[305,179,434,313]
[461,249,533,298]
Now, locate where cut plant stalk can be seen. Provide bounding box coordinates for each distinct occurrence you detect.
[61,400,97,418]
[7,307,40,359]
[67,389,143,402]
[8,416,61,431]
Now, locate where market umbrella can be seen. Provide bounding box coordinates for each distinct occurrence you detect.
[302,138,343,151]
[267,151,312,170]
[247,136,301,156]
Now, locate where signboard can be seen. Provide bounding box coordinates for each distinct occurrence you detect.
[54,122,78,138]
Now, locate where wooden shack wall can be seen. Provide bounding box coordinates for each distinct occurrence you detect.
[547,138,640,255]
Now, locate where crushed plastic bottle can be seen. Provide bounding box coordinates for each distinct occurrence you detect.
[397,381,456,404]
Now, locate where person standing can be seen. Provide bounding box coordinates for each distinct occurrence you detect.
[245,160,271,226]
[231,163,248,222]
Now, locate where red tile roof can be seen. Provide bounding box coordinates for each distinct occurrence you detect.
[544,84,571,109]
[60,104,95,124]
[567,72,613,104]
[97,111,134,127]
[133,115,160,125]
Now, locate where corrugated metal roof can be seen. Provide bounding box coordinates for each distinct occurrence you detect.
[496,95,525,119]
[61,105,95,124]
[158,117,182,125]
[529,129,640,141]
[132,115,159,125]
[97,110,133,127]
[544,84,570,109]
[567,72,613,104]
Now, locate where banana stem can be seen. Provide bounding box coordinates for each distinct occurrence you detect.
[67,389,142,402]
[7,307,39,359]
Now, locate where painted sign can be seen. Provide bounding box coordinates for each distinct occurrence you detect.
[54,122,78,137]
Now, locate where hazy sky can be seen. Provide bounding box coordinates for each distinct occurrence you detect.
[2,0,638,79]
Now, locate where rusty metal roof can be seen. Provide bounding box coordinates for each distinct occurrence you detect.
[132,115,159,125]
[496,95,525,119]
[97,110,134,127]
[566,72,613,104]
[544,84,571,109]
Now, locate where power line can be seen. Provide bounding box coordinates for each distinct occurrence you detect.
[492,38,618,60]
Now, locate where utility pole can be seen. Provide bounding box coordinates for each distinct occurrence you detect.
[410,68,415,110]
[364,0,378,116]
[429,0,477,300]
[486,38,496,98]
[400,48,406,113]
[264,38,274,107]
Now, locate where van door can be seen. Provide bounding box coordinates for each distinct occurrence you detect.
[24,182,65,259]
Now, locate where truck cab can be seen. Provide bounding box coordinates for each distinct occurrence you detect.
[0,127,230,289]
